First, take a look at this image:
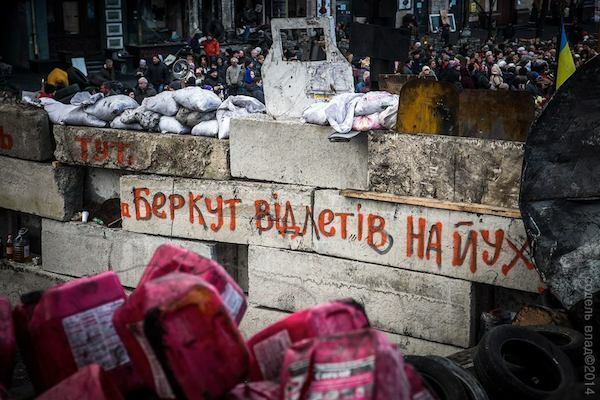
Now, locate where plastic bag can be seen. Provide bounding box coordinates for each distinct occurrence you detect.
[324,93,363,134]
[84,95,139,121]
[354,91,397,116]
[175,107,217,127]
[62,108,108,127]
[216,96,265,139]
[70,92,103,107]
[353,113,382,131]
[110,115,143,130]
[173,87,222,112]
[40,98,106,127]
[378,103,398,130]
[159,116,191,134]
[302,102,330,125]
[141,91,178,116]
[191,120,219,137]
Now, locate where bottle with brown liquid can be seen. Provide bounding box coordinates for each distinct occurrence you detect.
[14,228,31,263]
[5,235,13,260]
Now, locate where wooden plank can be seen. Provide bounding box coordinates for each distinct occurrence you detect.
[340,189,522,219]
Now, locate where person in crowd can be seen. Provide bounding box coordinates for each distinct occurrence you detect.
[165,80,184,91]
[489,64,504,90]
[255,54,265,77]
[226,56,243,96]
[202,34,221,63]
[241,69,264,103]
[47,67,69,90]
[204,68,225,98]
[134,77,157,104]
[418,65,437,81]
[89,59,115,87]
[136,59,148,79]
[99,82,114,96]
[216,57,227,83]
[38,83,56,99]
[186,54,196,71]
[145,55,169,93]
[123,87,135,100]
[355,70,370,93]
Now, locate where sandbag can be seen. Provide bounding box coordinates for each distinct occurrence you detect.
[354,91,397,116]
[159,116,191,135]
[216,96,265,139]
[379,103,398,130]
[135,107,161,132]
[175,107,217,127]
[141,91,178,116]
[191,120,219,137]
[302,102,330,125]
[70,92,103,107]
[353,113,382,131]
[40,98,106,127]
[84,95,139,121]
[173,87,222,112]
[110,115,143,130]
[324,93,363,134]
[62,108,108,127]
[119,107,140,124]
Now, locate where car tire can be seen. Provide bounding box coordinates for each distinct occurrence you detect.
[525,325,584,366]
[474,325,575,399]
[405,355,468,400]
[429,356,489,400]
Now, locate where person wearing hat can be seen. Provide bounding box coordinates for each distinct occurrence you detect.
[418,65,438,81]
[204,68,225,98]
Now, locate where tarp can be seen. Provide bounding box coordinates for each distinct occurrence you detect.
[520,55,600,309]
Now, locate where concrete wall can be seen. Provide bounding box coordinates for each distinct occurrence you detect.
[0,104,53,161]
[54,125,230,180]
[230,116,368,190]
[0,157,83,221]
[0,260,69,305]
[84,167,130,206]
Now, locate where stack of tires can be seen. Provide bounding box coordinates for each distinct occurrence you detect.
[406,325,586,400]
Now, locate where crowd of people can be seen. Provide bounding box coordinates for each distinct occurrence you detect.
[346,28,596,106]
[40,36,268,106]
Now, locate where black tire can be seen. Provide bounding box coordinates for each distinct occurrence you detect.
[405,355,468,400]
[430,356,489,400]
[55,84,79,102]
[474,325,576,399]
[525,325,585,366]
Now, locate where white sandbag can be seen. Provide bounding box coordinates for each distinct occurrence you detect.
[120,107,141,124]
[159,116,191,135]
[172,87,222,112]
[70,92,103,106]
[302,102,330,125]
[354,91,397,116]
[110,115,143,130]
[137,108,161,132]
[215,95,265,139]
[40,98,77,124]
[191,120,219,137]
[141,91,178,116]
[84,95,139,121]
[324,93,363,134]
[62,108,108,127]
[352,113,382,131]
[378,103,398,130]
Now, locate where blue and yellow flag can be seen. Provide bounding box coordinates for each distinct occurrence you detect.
[557,24,576,90]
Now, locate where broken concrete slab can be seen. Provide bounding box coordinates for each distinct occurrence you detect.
[0,156,83,221]
[53,125,230,179]
[248,245,476,347]
[84,167,130,205]
[230,116,368,190]
[0,259,69,305]
[311,189,542,293]
[262,17,354,119]
[41,219,221,287]
[368,132,524,209]
[240,304,462,356]
[0,104,53,161]
[120,175,314,251]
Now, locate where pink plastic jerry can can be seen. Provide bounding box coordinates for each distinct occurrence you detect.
[36,364,124,400]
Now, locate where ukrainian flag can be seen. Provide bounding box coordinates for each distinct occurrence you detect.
[557,24,576,90]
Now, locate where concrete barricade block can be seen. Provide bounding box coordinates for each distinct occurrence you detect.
[311,189,543,293]
[120,175,314,250]
[0,156,83,221]
[0,104,53,161]
[54,125,230,180]
[41,219,220,287]
[369,132,523,209]
[248,246,475,347]
[230,117,368,190]
[0,260,69,305]
[84,167,130,205]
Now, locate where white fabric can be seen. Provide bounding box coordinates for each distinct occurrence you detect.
[191,120,219,137]
[302,102,330,125]
[159,116,191,135]
[354,92,398,116]
[172,87,222,112]
[378,103,398,130]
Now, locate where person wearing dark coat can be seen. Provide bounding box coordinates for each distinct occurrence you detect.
[89,59,115,87]
[203,69,225,97]
[145,56,169,93]
[134,77,157,104]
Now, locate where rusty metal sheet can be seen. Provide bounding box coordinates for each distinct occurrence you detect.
[378,74,416,94]
[396,79,459,135]
[458,90,535,142]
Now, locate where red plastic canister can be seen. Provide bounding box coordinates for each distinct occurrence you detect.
[113,272,249,399]
[246,299,370,382]
[21,272,141,394]
[0,297,16,389]
[280,328,411,400]
[36,364,124,400]
[138,244,247,324]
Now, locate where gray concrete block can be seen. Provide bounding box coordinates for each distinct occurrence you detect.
[0,104,53,161]
[311,189,543,293]
[230,117,368,190]
[54,125,230,180]
[41,219,221,287]
[120,175,314,250]
[240,305,462,356]
[248,246,476,347]
[0,156,83,221]
[84,167,130,205]
[368,132,523,209]
[0,259,69,305]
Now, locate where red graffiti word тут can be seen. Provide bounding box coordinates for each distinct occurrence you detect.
[75,136,134,166]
